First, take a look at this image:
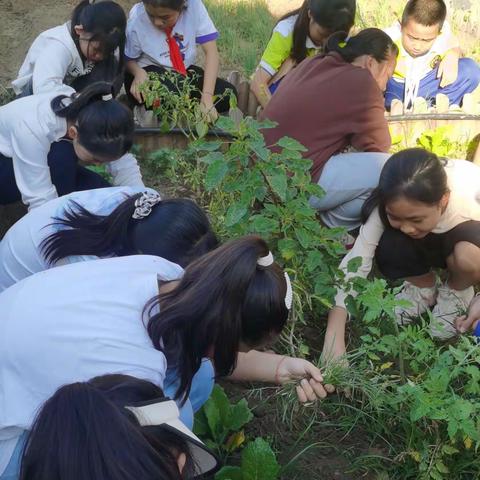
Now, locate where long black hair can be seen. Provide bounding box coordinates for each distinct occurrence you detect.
[145,235,290,403]
[325,28,399,64]
[282,0,356,64]
[71,0,126,86]
[40,192,218,267]
[51,81,134,160]
[19,376,190,480]
[361,148,449,225]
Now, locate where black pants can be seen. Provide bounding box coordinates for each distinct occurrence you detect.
[0,140,110,206]
[124,64,236,113]
[376,223,480,280]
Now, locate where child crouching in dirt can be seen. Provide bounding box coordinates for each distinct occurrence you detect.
[323,148,480,361]
[384,0,480,110]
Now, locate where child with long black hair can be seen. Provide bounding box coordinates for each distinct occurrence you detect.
[124,0,236,117]
[0,187,218,292]
[0,81,141,211]
[251,0,356,107]
[0,236,333,478]
[12,0,126,97]
[14,375,220,480]
[323,149,480,361]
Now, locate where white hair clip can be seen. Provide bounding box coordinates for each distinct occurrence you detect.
[102,93,113,101]
[132,192,162,220]
[284,272,293,310]
[257,251,274,267]
[257,251,293,310]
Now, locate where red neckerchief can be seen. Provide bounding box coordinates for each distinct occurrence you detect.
[165,27,187,76]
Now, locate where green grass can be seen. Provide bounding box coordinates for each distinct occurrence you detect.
[204,0,276,76]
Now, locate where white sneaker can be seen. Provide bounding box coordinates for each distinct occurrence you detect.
[395,281,438,325]
[430,285,474,339]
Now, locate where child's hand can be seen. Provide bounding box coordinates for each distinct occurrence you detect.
[131,68,149,103]
[200,95,218,123]
[456,294,480,333]
[276,357,335,403]
[437,50,460,88]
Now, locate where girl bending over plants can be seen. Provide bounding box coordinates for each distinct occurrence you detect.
[0,236,334,476]
[324,148,480,360]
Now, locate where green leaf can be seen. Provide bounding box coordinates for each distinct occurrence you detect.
[278,238,298,261]
[227,399,254,431]
[193,408,209,437]
[242,438,280,480]
[215,466,243,480]
[225,203,248,227]
[266,172,287,202]
[276,136,308,152]
[205,158,229,191]
[203,385,231,440]
[196,121,209,139]
[347,257,362,274]
[305,250,324,273]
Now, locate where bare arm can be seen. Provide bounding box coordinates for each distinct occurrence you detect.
[250,68,273,108]
[200,40,220,119]
[126,59,148,103]
[322,307,348,362]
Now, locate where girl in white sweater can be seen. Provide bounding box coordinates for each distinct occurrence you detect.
[12,0,126,96]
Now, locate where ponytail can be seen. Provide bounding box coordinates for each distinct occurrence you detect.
[20,382,182,480]
[71,0,126,85]
[325,28,398,64]
[40,193,218,267]
[51,81,134,160]
[145,235,289,403]
[284,0,356,64]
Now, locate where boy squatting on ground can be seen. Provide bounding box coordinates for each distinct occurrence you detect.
[384,0,480,110]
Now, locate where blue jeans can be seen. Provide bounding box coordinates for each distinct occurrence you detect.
[0,140,110,206]
[385,58,480,109]
[163,359,215,429]
[0,360,214,479]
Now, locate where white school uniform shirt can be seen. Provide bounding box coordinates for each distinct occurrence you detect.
[0,186,158,293]
[0,255,183,476]
[0,90,144,211]
[125,1,218,69]
[335,160,480,308]
[12,22,94,96]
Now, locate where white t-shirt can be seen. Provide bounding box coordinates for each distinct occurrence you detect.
[0,186,158,293]
[0,90,144,210]
[384,20,459,83]
[0,255,183,475]
[12,23,93,96]
[335,159,480,308]
[125,1,218,69]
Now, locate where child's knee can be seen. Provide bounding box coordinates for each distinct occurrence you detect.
[458,58,480,88]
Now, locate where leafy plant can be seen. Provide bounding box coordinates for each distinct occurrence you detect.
[416,126,457,158]
[140,70,234,140]
[194,385,253,458]
[215,438,281,480]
